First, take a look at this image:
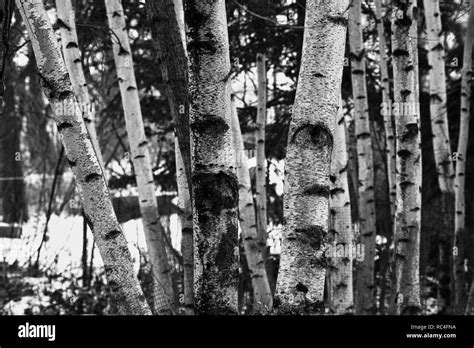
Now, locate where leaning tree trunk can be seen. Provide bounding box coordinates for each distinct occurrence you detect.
[276,0,349,312]
[423,0,456,314]
[455,0,474,315]
[391,0,422,315]
[184,0,239,314]
[15,0,150,315]
[230,94,273,313]
[56,0,105,172]
[255,53,268,260]
[145,0,192,190]
[327,101,354,315]
[348,0,377,315]
[105,0,174,314]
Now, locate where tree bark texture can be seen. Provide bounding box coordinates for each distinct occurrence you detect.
[231,94,273,313]
[145,0,192,191]
[104,0,174,314]
[276,0,349,312]
[56,0,105,173]
[255,53,268,261]
[184,0,239,314]
[328,101,354,314]
[391,0,422,315]
[454,0,474,315]
[375,0,396,221]
[16,0,151,315]
[349,0,377,315]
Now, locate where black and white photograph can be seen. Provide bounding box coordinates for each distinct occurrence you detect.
[0,0,474,345]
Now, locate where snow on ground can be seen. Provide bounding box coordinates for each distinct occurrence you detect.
[0,213,181,276]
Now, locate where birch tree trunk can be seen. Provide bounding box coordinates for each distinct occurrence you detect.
[255,53,268,260]
[171,0,194,315]
[375,0,396,314]
[423,0,456,314]
[105,0,174,314]
[145,0,192,190]
[276,0,349,312]
[375,0,396,220]
[15,0,150,315]
[176,138,194,315]
[391,0,421,315]
[454,0,474,315]
[348,0,377,315]
[185,0,239,314]
[231,94,273,313]
[55,0,105,172]
[328,101,353,315]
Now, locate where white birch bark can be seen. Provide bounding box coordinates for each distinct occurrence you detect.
[15,0,150,315]
[231,94,272,313]
[391,0,421,315]
[328,101,353,314]
[424,0,456,314]
[185,0,239,314]
[454,0,474,314]
[55,0,105,173]
[276,0,349,312]
[348,0,377,315]
[255,53,268,256]
[105,0,174,314]
[424,0,455,193]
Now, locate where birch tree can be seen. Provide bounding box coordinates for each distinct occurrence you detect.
[231,94,272,313]
[167,0,194,315]
[328,101,353,315]
[255,53,268,260]
[105,0,174,314]
[348,0,377,315]
[454,0,474,314]
[55,0,105,172]
[145,0,194,314]
[423,0,456,314]
[184,0,239,314]
[15,0,150,315]
[391,0,421,315]
[276,0,349,311]
[375,0,396,220]
[145,0,191,189]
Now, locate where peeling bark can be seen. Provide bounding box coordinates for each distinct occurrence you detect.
[185,0,239,314]
[276,0,349,312]
[105,0,174,314]
[15,0,150,315]
[349,0,377,315]
[391,0,421,315]
[231,94,272,313]
[327,101,353,314]
[454,0,474,315]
